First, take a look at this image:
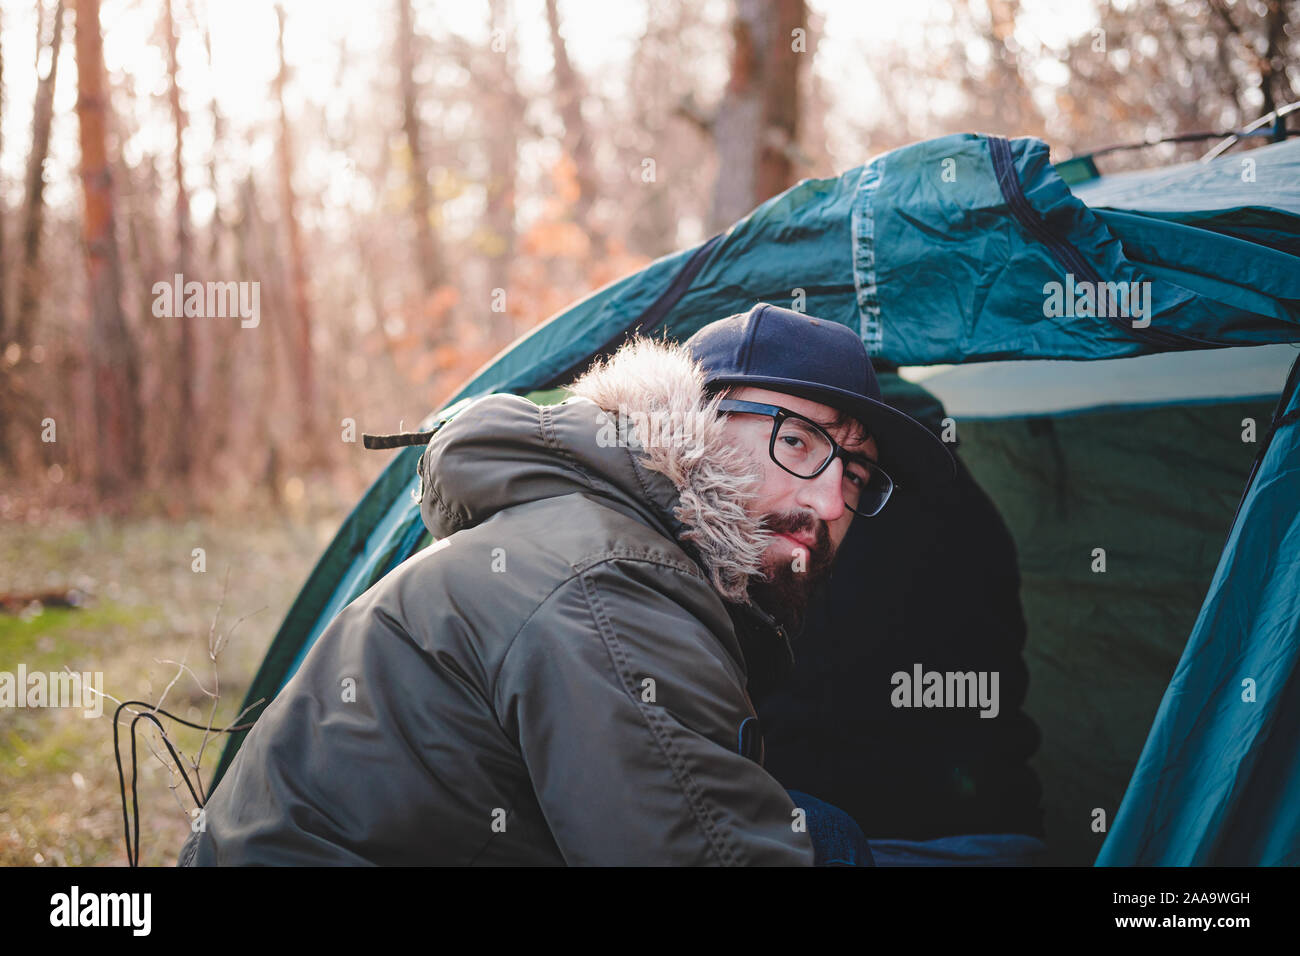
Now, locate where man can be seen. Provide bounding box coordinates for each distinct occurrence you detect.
[756,366,1046,856]
[179,302,953,866]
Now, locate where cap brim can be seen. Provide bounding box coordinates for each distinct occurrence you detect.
[706,375,956,489]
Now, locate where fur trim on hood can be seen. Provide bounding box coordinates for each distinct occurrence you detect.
[565,334,775,604]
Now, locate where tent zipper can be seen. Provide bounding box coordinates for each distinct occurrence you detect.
[987,136,1226,352]
[539,232,725,390]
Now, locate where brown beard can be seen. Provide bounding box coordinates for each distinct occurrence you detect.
[747,510,836,637]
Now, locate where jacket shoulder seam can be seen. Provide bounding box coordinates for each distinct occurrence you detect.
[571,547,705,581]
[540,404,599,491]
[574,562,741,866]
[490,557,743,864]
[489,550,709,697]
[489,567,586,695]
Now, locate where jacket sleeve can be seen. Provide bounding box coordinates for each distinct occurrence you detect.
[494,555,815,866]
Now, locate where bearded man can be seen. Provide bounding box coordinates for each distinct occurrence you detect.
[179,303,953,866]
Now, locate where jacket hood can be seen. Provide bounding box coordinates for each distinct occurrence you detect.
[418,335,775,604]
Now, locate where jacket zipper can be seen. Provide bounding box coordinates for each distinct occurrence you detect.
[738,600,794,668]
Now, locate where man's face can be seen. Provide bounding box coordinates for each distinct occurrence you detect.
[718,386,879,634]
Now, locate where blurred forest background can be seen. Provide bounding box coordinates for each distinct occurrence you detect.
[0,0,1296,520]
[0,0,1296,866]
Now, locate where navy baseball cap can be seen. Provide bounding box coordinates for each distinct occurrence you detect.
[683,303,955,488]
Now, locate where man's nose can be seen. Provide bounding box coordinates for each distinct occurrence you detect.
[795,457,847,522]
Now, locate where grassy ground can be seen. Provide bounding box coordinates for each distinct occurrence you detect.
[0,509,338,866]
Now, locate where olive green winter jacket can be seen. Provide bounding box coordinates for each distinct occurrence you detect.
[179,336,815,865]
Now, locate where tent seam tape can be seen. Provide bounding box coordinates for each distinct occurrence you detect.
[851,159,885,354]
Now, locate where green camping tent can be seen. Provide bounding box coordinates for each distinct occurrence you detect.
[212,131,1300,865]
[909,344,1296,864]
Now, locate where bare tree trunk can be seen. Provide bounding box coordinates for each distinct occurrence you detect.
[0,5,7,345]
[194,0,225,264]
[165,0,196,481]
[13,0,65,350]
[1260,0,1298,119]
[708,0,807,233]
[484,0,520,343]
[195,0,235,471]
[108,65,164,481]
[75,0,142,501]
[710,0,767,232]
[754,0,804,205]
[0,5,12,477]
[397,0,445,294]
[236,174,284,507]
[275,4,316,445]
[118,150,165,479]
[543,0,605,257]
[977,0,1044,139]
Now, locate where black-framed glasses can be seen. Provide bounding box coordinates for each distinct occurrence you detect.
[715,399,894,517]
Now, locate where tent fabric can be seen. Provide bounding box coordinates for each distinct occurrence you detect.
[856,135,1300,364]
[1097,355,1300,865]
[1070,137,1300,257]
[906,348,1289,863]
[910,343,1298,419]
[212,133,1300,866]
[955,393,1278,864]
